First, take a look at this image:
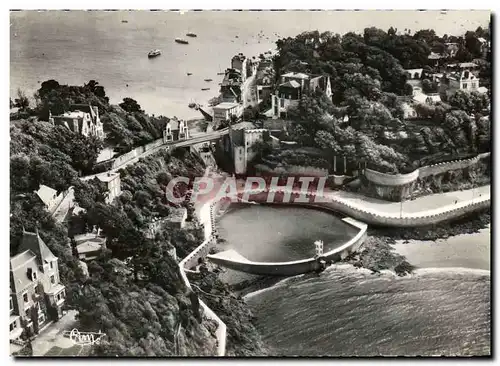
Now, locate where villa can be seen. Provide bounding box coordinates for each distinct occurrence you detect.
[10,230,66,341]
[97,172,122,204]
[50,104,104,139]
[35,184,63,213]
[270,72,332,119]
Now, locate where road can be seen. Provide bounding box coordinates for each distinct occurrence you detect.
[324,185,490,215]
[242,72,258,109]
[52,187,74,223]
[81,128,229,181]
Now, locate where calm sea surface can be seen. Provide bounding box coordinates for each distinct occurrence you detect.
[10,10,490,119]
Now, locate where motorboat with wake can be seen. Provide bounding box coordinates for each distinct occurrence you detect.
[148,49,161,58]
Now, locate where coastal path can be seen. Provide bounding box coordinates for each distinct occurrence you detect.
[81,128,229,181]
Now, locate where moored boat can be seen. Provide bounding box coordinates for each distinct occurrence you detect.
[204,78,213,82]
[148,49,161,58]
[201,88,210,91]
[186,32,197,37]
[175,38,189,44]
[187,73,192,76]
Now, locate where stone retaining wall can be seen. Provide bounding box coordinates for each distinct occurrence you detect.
[178,199,227,356]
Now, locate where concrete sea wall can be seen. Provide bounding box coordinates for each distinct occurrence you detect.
[207,216,368,276]
[362,153,490,201]
[231,187,490,228]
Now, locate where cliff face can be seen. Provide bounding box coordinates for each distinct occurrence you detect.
[193,271,268,356]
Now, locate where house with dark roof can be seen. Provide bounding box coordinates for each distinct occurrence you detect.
[10,230,66,341]
[271,72,332,119]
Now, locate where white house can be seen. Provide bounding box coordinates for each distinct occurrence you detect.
[212,102,242,126]
[35,185,64,213]
[97,172,121,204]
[50,104,104,139]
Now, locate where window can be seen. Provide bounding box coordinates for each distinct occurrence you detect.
[50,275,55,284]
[10,322,17,332]
[280,99,285,108]
[10,298,13,311]
[23,293,28,303]
[50,261,54,269]
[38,313,45,324]
[32,271,37,281]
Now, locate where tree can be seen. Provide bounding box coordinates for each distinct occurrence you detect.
[448,90,489,115]
[14,88,30,110]
[119,97,143,113]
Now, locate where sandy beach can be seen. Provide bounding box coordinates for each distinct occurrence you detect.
[391,224,491,271]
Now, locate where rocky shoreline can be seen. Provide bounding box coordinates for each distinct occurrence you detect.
[222,208,491,298]
[201,203,491,356]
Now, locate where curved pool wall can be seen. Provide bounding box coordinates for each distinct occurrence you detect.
[178,186,490,355]
[207,215,367,276]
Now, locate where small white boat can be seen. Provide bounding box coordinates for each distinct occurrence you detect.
[148,49,161,58]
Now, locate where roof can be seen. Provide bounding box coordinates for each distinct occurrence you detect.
[280,80,301,89]
[97,172,120,183]
[53,111,86,119]
[404,68,423,73]
[459,62,478,68]
[36,184,58,206]
[169,207,187,222]
[407,80,422,87]
[428,52,443,59]
[231,121,256,130]
[477,37,487,43]
[69,104,92,114]
[477,86,488,94]
[10,250,38,294]
[413,93,441,104]
[45,283,65,295]
[77,240,104,255]
[447,62,478,69]
[18,230,57,264]
[74,233,106,244]
[213,102,240,110]
[282,72,310,80]
[10,250,37,270]
[263,119,291,131]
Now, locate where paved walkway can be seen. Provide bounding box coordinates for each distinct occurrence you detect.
[31,310,79,356]
[52,187,74,223]
[81,128,229,181]
[325,185,490,215]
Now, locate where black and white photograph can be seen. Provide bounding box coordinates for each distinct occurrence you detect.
[8,8,491,358]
